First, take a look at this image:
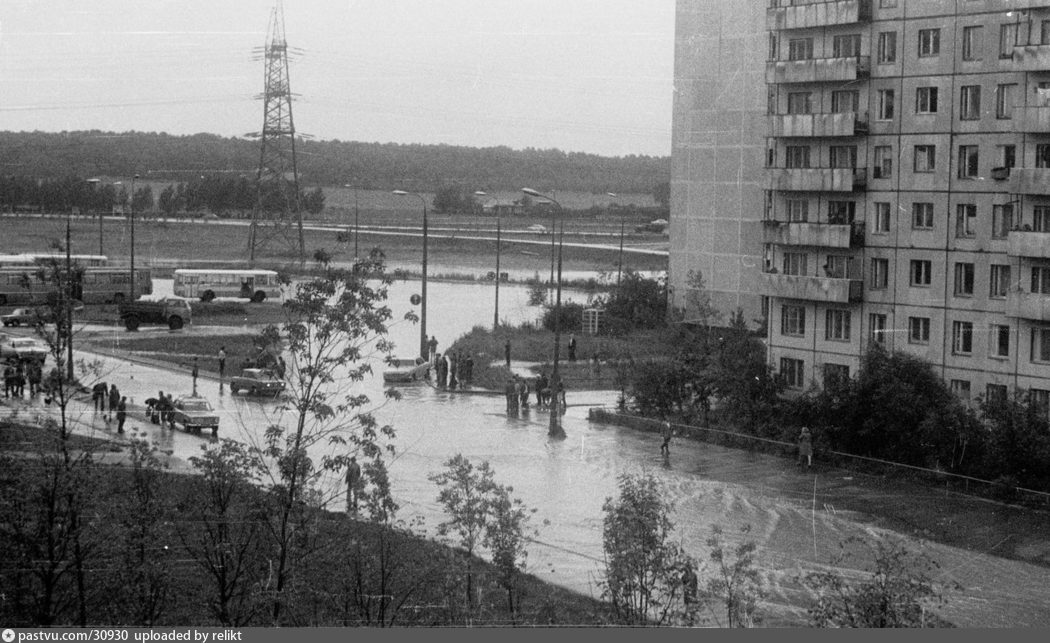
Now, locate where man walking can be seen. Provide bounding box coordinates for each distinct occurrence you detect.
[798,426,813,468]
[427,335,438,363]
[660,421,673,456]
[568,334,577,362]
[504,339,511,368]
[116,396,128,434]
[346,456,363,513]
[217,346,227,378]
[191,357,199,396]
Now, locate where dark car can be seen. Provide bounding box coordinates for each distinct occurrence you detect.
[1,307,54,327]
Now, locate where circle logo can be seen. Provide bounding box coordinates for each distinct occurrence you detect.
[410,294,421,305]
[3,629,15,642]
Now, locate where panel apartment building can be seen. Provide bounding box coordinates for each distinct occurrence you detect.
[671,0,1050,402]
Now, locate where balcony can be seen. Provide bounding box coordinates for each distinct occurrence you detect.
[769,112,868,137]
[1013,44,1050,71]
[766,0,870,31]
[761,221,864,248]
[1018,106,1050,133]
[1008,230,1050,259]
[766,167,867,192]
[1007,167,1050,195]
[1006,290,1050,322]
[766,56,870,84]
[759,272,864,303]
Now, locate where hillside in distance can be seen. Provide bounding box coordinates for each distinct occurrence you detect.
[0,130,669,195]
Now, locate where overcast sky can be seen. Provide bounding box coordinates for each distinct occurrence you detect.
[0,0,674,157]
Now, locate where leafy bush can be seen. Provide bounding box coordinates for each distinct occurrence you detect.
[540,301,584,332]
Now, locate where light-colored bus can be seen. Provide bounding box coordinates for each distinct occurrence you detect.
[173,269,282,303]
[0,253,109,268]
[0,266,151,307]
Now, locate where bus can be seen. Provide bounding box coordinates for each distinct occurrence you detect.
[0,266,152,307]
[173,269,282,303]
[0,253,109,268]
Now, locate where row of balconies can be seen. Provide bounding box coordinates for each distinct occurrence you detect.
[769,112,868,137]
[767,0,870,31]
[761,220,864,249]
[766,55,870,84]
[766,167,867,192]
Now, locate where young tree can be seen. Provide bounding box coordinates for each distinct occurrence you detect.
[705,525,764,627]
[600,473,689,625]
[483,482,533,618]
[710,309,782,432]
[803,537,954,628]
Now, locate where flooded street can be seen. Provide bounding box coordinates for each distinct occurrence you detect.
[21,278,1050,626]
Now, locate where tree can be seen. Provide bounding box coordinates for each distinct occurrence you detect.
[483,482,533,618]
[157,184,180,217]
[651,181,670,209]
[596,270,668,334]
[804,537,954,628]
[705,525,764,627]
[432,184,477,214]
[600,473,689,625]
[303,186,325,215]
[710,309,782,431]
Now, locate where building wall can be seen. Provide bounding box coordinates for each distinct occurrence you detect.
[669,0,768,323]
[673,0,1050,401]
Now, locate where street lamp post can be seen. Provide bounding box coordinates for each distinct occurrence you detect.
[523,187,566,437]
[86,178,103,255]
[129,174,139,303]
[392,190,429,359]
[65,204,74,380]
[343,182,360,260]
[474,191,502,327]
[608,192,625,290]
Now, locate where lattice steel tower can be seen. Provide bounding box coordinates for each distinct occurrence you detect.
[248,2,305,265]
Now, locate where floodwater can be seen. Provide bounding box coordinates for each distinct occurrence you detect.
[30,279,1050,626]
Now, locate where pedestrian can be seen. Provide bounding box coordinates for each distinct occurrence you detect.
[448,352,458,390]
[518,377,530,409]
[504,339,511,368]
[14,361,25,398]
[218,346,227,378]
[798,426,813,468]
[535,372,548,408]
[27,360,42,397]
[346,456,363,513]
[660,421,672,456]
[568,334,577,362]
[108,384,120,422]
[92,381,107,412]
[427,335,439,363]
[276,356,287,379]
[435,352,447,387]
[3,361,14,399]
[191,357,199,395]
[116,396,127,434]
[504,377,519,415]
[463,355,474,384]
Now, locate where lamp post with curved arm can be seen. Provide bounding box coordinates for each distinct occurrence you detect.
[475,191,503,327]
[344,182,360,260]
[608,192,625,291]
[523,187,566,437]
[392,190,429,359]
[129,173,140,303]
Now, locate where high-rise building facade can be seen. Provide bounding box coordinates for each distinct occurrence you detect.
[672,0,1050,400]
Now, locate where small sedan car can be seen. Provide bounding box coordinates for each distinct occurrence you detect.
[1,307,54,327]
[0,336,48,363]
[383,357,431,384]
[169,395,220,435]
[229,368,287,397]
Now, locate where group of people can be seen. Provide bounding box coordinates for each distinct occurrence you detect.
[434,350,473,389]
[146,390,177,430]
[504,372,566,415]
[3,359,42,399]
[90,381,128,433]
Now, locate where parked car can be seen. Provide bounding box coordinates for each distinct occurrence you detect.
[229,368,286,396]
[1,307,54,327]
[634,220,668,233]
[169,395,220,435]
[383,357,431,384]
[526,224,548,233]
[0,335,48,363]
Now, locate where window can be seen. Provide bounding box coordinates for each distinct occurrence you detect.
[780,357,805,389]
[781,305,806,336]
[1000,23,1018,58]
[992,203,1014,239]
[870,257,889,289]
[916,86,938,114]
[786,145,811,168]
[873,202,890,233]
[996,83,1016,119]
[783,252,808,276]
[1031,327,1050,362]
[870,313,887,344]
[831,90,859,113]
[874,146,893,179]
[954,262,975,296]
[832,34,861,58]
[786,199,808,222]
[1043,19,1050,45]
[824,255,849,278]
[912,202,934,229]
[1037,144,1050,169]
[1035,206,1050,232]
[910,259,932,286]
[787,92,812,115]
[960,85,981,120]
[876,89,895,120]
[997,144,1016,169]
[828,201,856,224]
[950,379,972,400]
[909,316,931,344]
[919,28,940,57]
[767,86,776,116]
[1030,388,1050,412]
[962,26,982,61]
[825,309,851,341]
[769,33,778,61]
[914,145,936,172]
[1032,266,1050,294]
[880,0,897,7]
[990,264,1011,298]
[958,146,979,179]
[877,31,897,64]
[986,383,1008,405]
[823,363,850,388]
[830,145,858,169]
[952,320,974,354]
[991,324,1011,358]
[789,38,813,61]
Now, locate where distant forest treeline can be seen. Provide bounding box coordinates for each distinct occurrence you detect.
[0,131,669,194]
